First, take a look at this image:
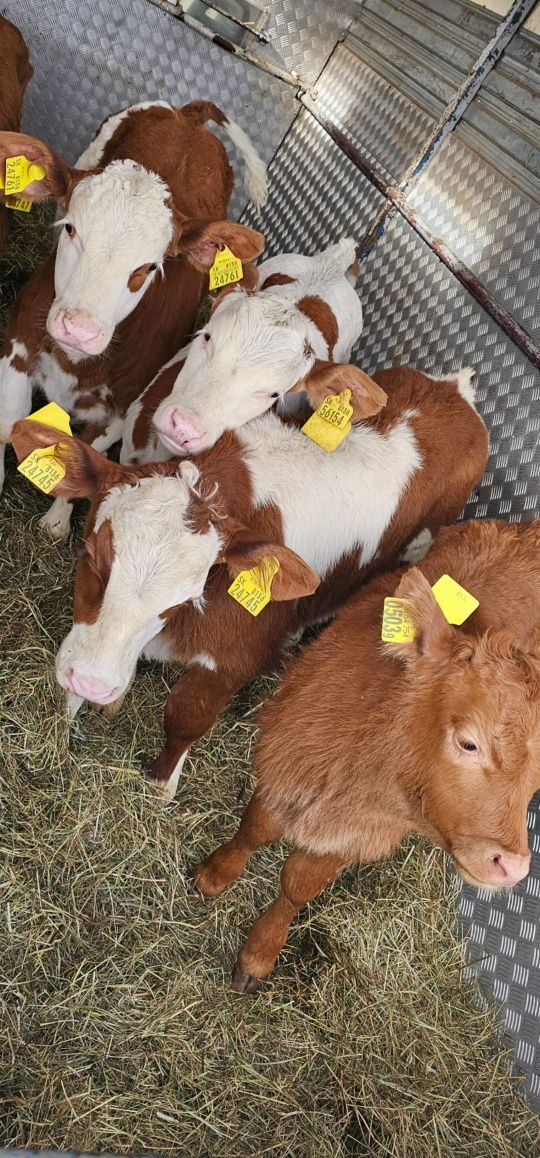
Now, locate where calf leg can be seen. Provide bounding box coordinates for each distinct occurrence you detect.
[194,792,283,897]
[0,337,33,493]
[233,849,349,993]
[147,665,244,803]
[40,415,124,540]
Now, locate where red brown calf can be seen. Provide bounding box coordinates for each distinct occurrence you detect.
[12,364,488,805]
[0,16,33,251]
[195,518,540,993]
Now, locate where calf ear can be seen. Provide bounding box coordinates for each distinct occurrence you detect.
[385,567,455,664]
[209,262,261,314]
[170,218,265,269]
[11,419,129,499]
[303,360,387,421]
[0,131,85,207]
[222,528,320,601]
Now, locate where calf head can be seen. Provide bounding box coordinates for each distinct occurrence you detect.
[388,568,540,890]
[0,130,263,356]
[153,290,386,454]
[12,419,319,706]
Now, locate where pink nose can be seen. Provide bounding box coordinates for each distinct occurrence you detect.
[156,406,204,449]
[59,667,117,704]
[486,850,530,888]
[53,310,104,348]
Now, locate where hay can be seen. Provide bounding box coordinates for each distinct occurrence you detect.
[1,209,539,1158]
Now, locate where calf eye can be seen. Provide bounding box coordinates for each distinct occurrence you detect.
[148,263,158,273]
[458,737,478,753]
[64,222,76,237]
[203,332,211,343]
[270,392,279,399]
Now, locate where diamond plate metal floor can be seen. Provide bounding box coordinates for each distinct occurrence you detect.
[3,0,540,1120]
[243,23,540,1101]
[4,0,358,220]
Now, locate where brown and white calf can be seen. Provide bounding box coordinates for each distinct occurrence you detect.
[195,517,540,993]
[120,237,363,463]
[0,100,266,535]
[12,364,488,803]
[0,15,33,251]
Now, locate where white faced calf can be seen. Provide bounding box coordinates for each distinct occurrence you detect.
[122,237,363,462]
[0,100,266,529]
[12,364,488,802]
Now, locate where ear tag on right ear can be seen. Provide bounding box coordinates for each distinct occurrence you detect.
[431,575,479,625]
[301,389,353,452]
[381,597,417,643]
[18,403,72,494]
[228,557,280,617]
[3,155,46,196]
[208,245,243,291]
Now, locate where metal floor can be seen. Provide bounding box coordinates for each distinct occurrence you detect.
[4,0,540,1116]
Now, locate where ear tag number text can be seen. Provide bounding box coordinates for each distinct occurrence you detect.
[17,403,72,494]
[301,388,353,452]
[228,556,280,616]
[209,245,243,290]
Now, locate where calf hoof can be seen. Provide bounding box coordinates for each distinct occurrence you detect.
[146,776,176,805]
[193,859,230,898]
[39,502,71,542]
[98,694,125,721]
[232,961,262,995]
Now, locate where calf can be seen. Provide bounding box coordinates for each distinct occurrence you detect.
[12,364,488,804]
[0,100,266,536]
[0,16,33,251]
[121,237,363,463]
[195,517,540,993]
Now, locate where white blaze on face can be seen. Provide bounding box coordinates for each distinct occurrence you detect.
[56,471,222,704]
[47,161,174,356]
[152,293,317,454]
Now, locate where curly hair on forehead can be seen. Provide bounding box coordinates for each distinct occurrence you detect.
[470,629,540,699]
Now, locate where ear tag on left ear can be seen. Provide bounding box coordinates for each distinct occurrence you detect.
[431,575,479,625]
[3,155,46,196]
[18,403,72,494]
[228,556,280,617]
[381,598,417,643]
[208,245,243,291]
[301,389,353,452]
[18,447,67,494]
[4,195,33,212]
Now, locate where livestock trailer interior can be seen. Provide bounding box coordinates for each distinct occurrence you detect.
[0,0,539,1153]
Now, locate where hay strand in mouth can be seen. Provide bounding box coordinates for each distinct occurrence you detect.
[1,206,539,1157]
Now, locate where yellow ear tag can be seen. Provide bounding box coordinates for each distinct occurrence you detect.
[301,388,353,452]
[17,403,72,494]
[431,574,479,625]
[26,401,72,435]
[3,155,46,196]
[18,448,67,494]
[381,575,479,643]
[4,195,33,212]
[228,556,280,617]
[208,245,243,291]
[381,597,417,643]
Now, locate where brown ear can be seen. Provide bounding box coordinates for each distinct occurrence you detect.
[0,131,86,207]
[303,360,387,421]
[222,527,320,601]
[209,261,261,314]
[385,567,455,664]
[170,218,265,269]
[11,419,130,499]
